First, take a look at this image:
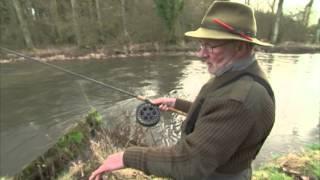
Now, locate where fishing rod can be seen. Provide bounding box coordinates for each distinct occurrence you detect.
[0,47,187,126]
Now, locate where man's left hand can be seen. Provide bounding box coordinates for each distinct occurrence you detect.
[89,151,125,180]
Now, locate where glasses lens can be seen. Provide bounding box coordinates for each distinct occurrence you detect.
[200,41,230,52]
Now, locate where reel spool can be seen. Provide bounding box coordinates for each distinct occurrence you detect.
[136,102,161,126]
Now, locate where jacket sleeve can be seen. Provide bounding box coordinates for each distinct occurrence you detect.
[174,98,192,113]
[123,98,254,179]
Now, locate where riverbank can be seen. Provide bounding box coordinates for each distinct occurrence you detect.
[1,42,319,63]
[253,143,320,180]
[2,108,319,180]
[56,140,320,180]
[1,43,319,180]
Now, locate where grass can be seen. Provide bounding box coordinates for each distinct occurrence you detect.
[55,109,165,180]
[3,108,319,179]
[55,130,320,180]
[253,167,293,180]
[253,143,320,180]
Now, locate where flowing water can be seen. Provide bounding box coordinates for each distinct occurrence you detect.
[1,53,320,176]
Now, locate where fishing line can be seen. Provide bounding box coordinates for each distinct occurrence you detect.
[0,47,187,126]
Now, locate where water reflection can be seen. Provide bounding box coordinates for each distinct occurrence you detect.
[177,60,210,100]
[254,53,320,166]
[1,53,320,175]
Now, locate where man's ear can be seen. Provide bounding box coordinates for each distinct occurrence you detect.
[237,42,252,52]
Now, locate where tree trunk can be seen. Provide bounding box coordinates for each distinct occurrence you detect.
[120,0,131,44]
[88,0,94,20]
[315,18,320,44]
[70,0,81,46]
[271,0,284,44]
[119,0,131,53]
[24,0,35,21]
[302,0,313,27]
[271,0,276,14]
[12,0,34,48]
[50,0,62,43]
[95,0,103,37]
[245,0,250,5]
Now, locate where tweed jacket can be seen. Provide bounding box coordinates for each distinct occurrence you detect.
[123,61,275,179]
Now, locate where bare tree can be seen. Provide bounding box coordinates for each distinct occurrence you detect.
[95,0,103,33]
[267,0,277,14]
[315,18,320,44]
[70,0,81,46]
[88,0,95,20]
[50,0,62,43]
[302,0,313,27]
[120,0,131,54]
[12,0,34,48]
[119,0,131,42]
[271,0,284,43]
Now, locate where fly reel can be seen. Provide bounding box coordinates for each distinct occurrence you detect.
[136,102,161,126]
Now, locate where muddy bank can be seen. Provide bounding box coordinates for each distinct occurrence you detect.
[253,143,320,180]
[5,105,173,179]
[258,41,320,54]
[0,43,195,63]
[1,42,319,63]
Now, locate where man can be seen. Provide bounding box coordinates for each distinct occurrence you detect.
[90,1,275,180]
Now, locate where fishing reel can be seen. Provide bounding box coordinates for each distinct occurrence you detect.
[136,102,161,127]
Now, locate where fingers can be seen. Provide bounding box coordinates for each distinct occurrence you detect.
[89,172,97,180]
[89,174,100,180]
[151,98,176,108]
[89,172,102,180]
[89,168,104,180]
[150,98,164,105]
[159,104,169,111]
[95,174,101,180]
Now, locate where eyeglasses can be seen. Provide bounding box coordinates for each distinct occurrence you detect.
[199,41,230,52]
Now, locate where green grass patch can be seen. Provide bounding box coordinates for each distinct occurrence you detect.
[254,166,293,180]
[253,143,320,180]
[306,143,320,151]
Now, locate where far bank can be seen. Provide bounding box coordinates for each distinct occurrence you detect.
[1,42,319,63]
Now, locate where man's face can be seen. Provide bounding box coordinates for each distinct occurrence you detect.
[197,39,236,75]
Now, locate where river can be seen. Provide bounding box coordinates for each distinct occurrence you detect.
[0,53,319,176]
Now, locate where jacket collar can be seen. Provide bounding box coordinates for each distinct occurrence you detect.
[207,60,267,92]
[214,55,256,76]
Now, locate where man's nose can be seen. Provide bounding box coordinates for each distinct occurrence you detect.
[197,48,209,59]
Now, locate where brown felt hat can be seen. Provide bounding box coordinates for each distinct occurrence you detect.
[185,1,273,46]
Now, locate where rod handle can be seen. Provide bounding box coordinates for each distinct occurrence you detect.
[136,95,148,101]
[136,95,187,116]
[167,107,188,116]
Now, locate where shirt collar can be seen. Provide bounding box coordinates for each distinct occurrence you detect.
[214,55,256,77]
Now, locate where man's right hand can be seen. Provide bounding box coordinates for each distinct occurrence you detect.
[151,98,176,111]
